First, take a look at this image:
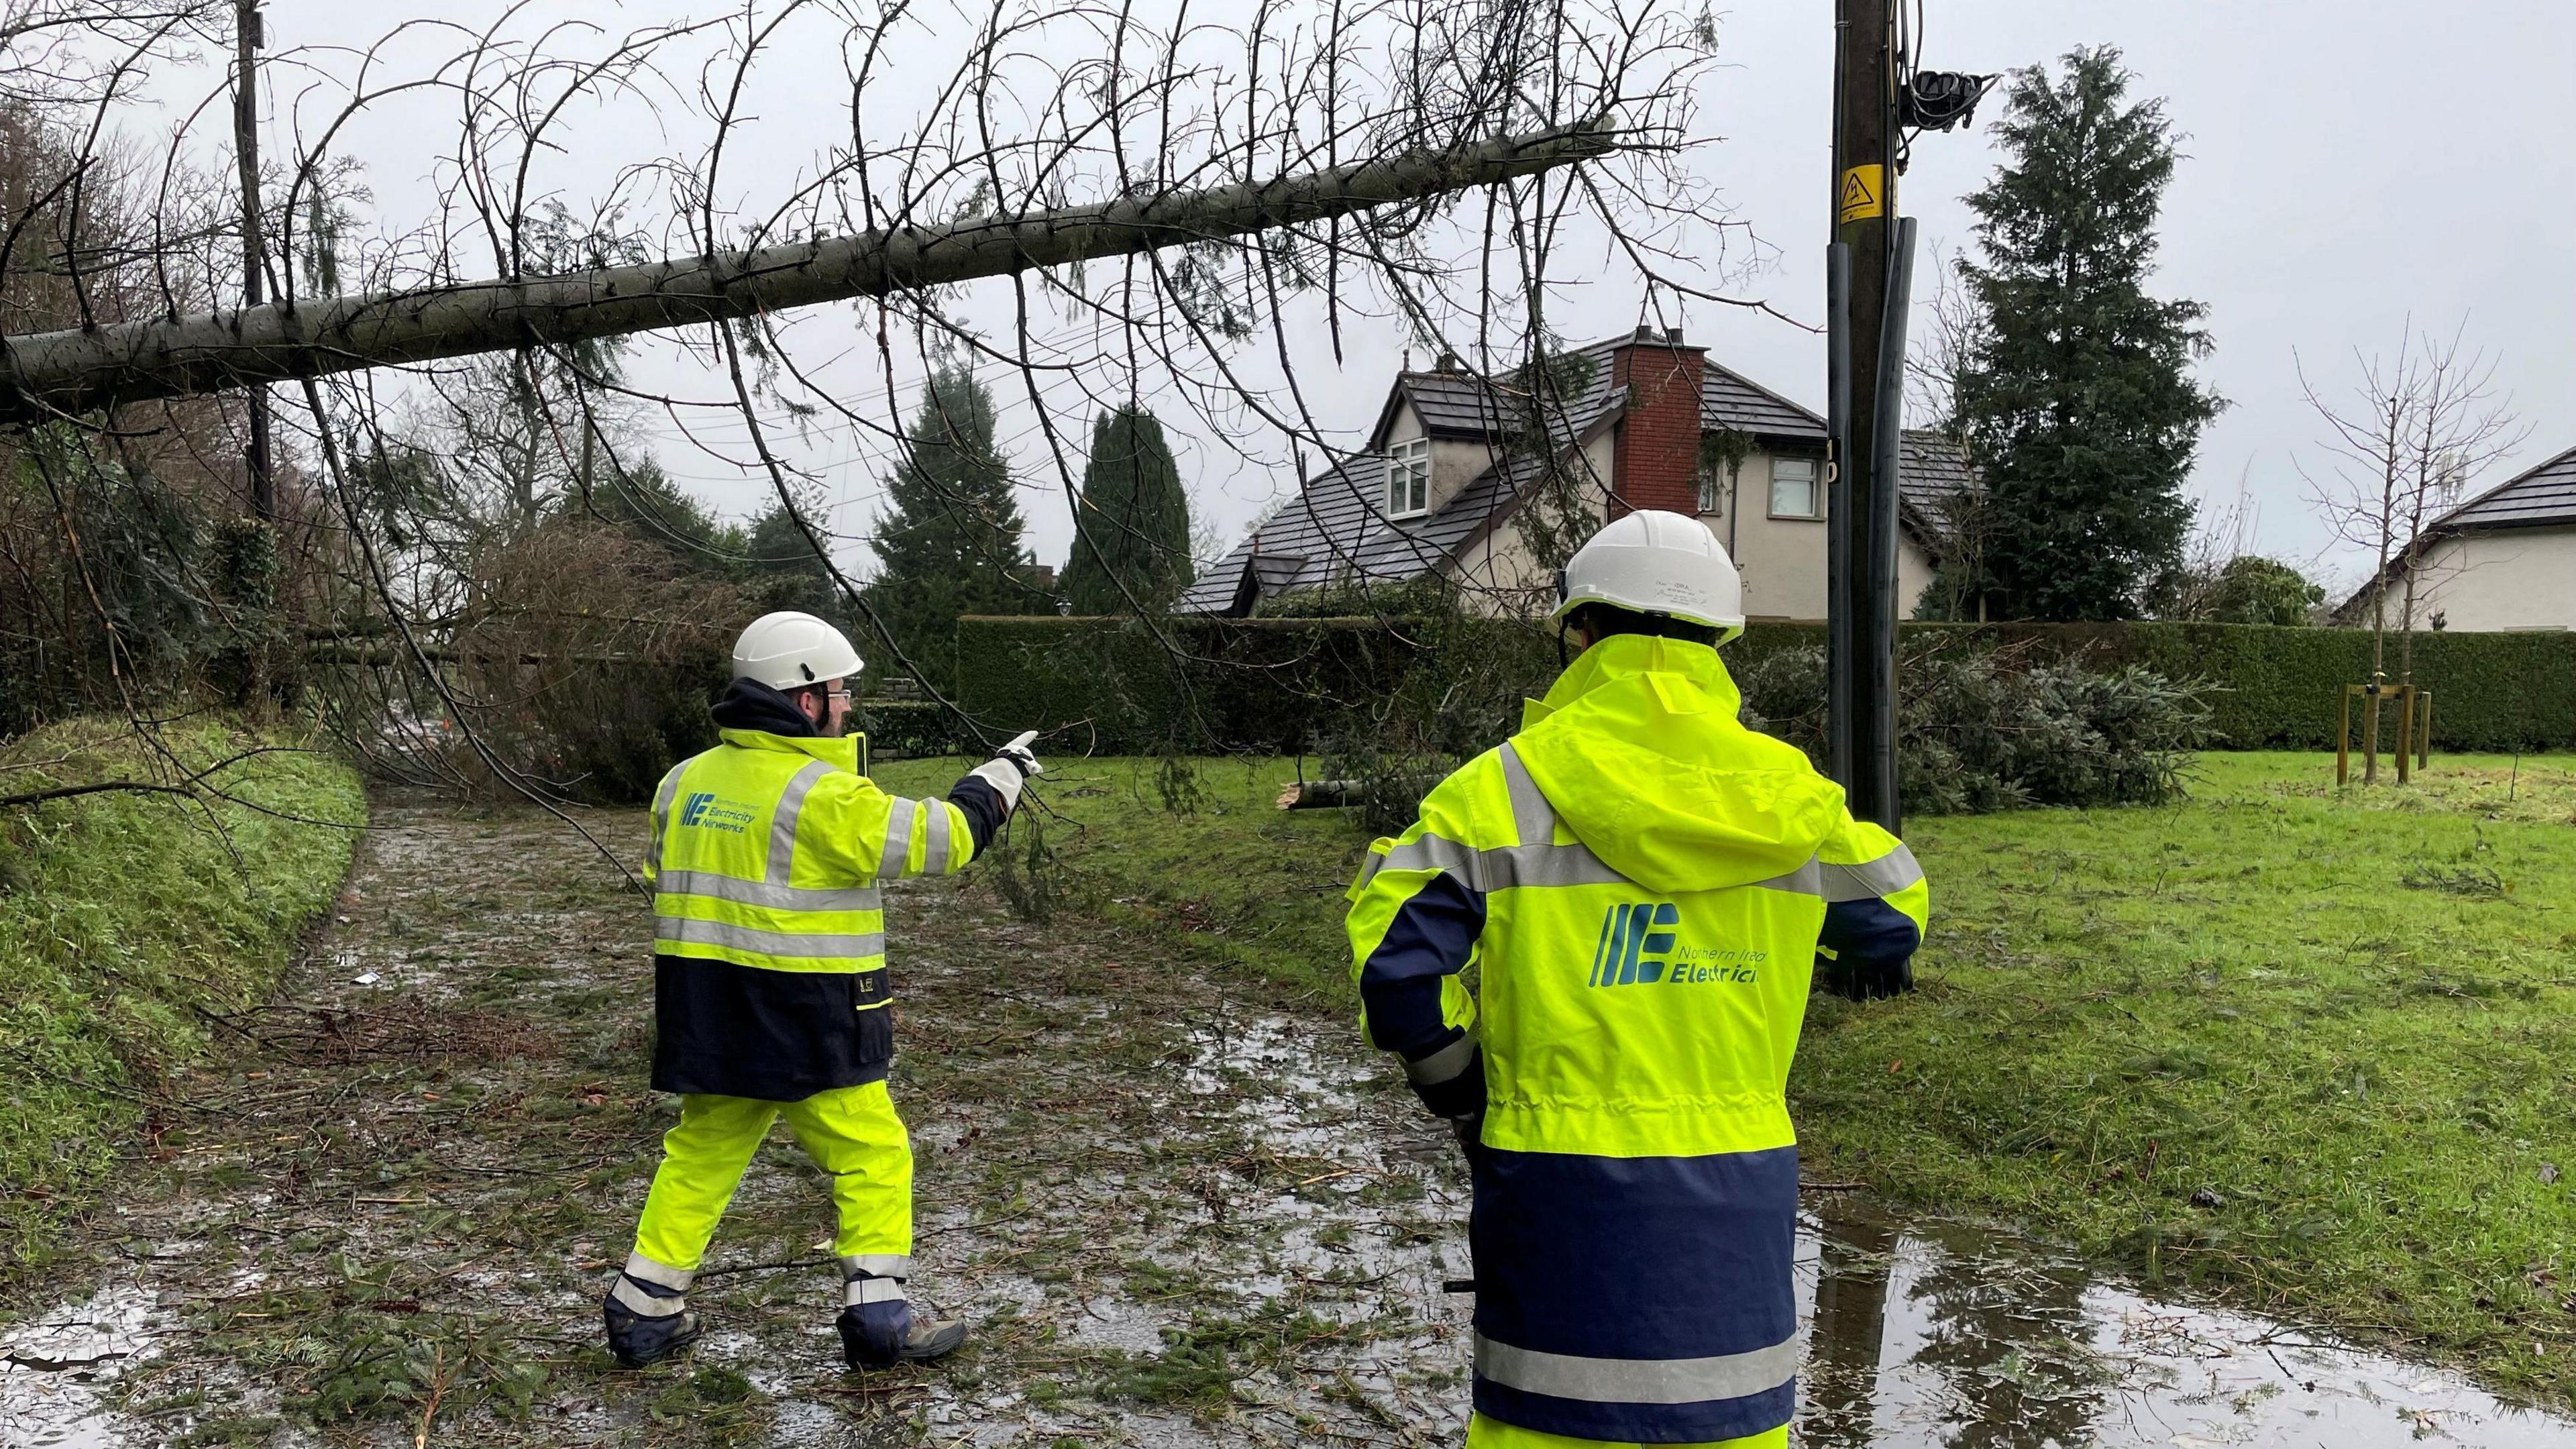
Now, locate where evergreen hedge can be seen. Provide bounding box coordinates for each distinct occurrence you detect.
[952,614,1552,755]
[953,614,2576,755]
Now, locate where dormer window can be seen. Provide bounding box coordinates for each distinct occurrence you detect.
[1386,437,1430,518]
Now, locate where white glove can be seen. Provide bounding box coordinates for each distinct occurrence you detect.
[967,731,1042,814]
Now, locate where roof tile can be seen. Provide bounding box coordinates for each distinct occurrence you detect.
[1180,349,1981,614]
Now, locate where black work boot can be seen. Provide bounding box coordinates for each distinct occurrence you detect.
[837,1295,967,1368]
[603,1256,702,1368]
[605,1295,702,1367]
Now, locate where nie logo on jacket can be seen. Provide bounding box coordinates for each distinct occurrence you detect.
[1588,901,1764,987]
[678,791,758,835]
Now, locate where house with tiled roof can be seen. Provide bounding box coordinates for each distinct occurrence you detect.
[2332,442,2576,632]
[1179,325,1973,621]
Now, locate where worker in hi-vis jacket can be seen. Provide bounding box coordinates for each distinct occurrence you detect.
[1346,511,1928,1448]
[603,611,1041,1371]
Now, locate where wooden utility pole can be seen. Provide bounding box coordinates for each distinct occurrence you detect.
[1828,0,1909,830]
[0,124,1611,423]
[233,0,272,521]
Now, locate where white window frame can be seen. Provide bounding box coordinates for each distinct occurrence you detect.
[1768,455,1821,520]
[1386,437,1431,519]
[1697,462,1723,517]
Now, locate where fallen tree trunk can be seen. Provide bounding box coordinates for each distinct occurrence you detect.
[0,124,1614,421]
[1277,779,1365,810]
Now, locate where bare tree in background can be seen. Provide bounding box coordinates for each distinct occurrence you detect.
[2387,329,2526,688]
[1904,246,1995,621]
[2300,319,2524,782]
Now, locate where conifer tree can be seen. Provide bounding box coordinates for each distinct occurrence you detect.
[1061,404,1194,614]
[863,366,1040,686]
[1953,46,2222,621]
[742,502,839,616]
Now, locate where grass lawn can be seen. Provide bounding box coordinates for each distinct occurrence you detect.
[877,747,2576,1399]
[0,717,366,1270]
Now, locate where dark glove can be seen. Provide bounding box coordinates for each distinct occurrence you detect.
[1449,1112,1487,1165]
[1407,1046,1486,1122]
[1819,950,1914,1002]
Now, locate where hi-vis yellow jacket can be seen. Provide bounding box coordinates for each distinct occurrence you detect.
[645,724,977,1102]
[1345,633,1927,1444]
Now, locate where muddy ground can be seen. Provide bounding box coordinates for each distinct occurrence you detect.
[8,797,2576,1448]
[5,795,1477,1447]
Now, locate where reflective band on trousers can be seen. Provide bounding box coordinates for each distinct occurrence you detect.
[610,1275,687,1317]
[655,915,887,960]
[655,870,882,914]
[624,1250,694,1291]
[1819,843,1925,902]
[1368,834,1825,899]
[839,1252,913,1280]
[1404,1026,1479,1085]
[845,1276,906,1305]
[1474,1332,1800,1405]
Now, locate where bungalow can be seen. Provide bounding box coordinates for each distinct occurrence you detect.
[2332,442,2576,632]
[1179,325,1974,621]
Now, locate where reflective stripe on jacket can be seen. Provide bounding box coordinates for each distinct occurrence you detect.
[645,726,976,1099]
[1344,634,1928,1443]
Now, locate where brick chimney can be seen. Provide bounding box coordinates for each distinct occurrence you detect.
[1607,324,1707,519]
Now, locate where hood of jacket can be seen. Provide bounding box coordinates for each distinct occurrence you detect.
[711,677,818,737]
[708,678,863,772]
[1510,633,1844,894]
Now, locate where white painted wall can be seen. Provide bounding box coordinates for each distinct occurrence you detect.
[1446,430,1615,616]
[2399,528,2576,631]
[1698,449,1935,621]
[1442,437,1939,622]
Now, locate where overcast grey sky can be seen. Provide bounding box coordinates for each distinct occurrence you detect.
[207,2,2576,592]
[1692,0,2576,592]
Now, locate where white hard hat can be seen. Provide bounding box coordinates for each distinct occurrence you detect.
[731,610,863,690]
[1550,509,1746,644]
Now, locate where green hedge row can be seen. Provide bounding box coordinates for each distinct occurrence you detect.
[952,614,1552,755]
[950,614,2576,755]
[857,700,969,760]
[1904,622,2576,751]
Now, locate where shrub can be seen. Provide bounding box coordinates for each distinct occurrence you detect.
[1737,644,2209,812]
[435,520,745,805]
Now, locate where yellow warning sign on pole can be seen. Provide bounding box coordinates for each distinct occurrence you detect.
[1837,164,1885,225]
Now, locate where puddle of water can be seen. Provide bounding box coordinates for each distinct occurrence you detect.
[1795,1201,2576,1448]
[0,1280,164,1449]
[1171,1006,2576,1446]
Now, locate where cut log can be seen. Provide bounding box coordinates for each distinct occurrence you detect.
[1277,779,1366,810]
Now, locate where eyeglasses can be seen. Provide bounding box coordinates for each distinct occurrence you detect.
[825,687,852,702]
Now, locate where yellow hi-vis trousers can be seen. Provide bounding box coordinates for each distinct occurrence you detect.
[1466,1413,1788,1449]
[631,1081,913,1274]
